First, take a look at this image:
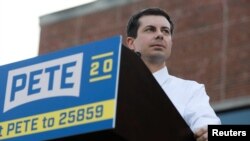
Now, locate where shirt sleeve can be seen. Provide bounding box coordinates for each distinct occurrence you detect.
[183,83,221,132]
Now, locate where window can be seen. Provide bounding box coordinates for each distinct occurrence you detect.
[217,106,250,124]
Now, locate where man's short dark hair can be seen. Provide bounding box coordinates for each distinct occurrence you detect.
[126,7,174,38]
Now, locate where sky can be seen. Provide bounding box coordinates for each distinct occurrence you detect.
[0,0,96,66]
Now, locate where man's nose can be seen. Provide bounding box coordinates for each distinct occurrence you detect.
[155,29,164,40]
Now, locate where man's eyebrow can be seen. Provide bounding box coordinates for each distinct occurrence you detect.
[144,25,170,29]
[142,25,170,31]
[161,26,170,29]
[144,25,155,28]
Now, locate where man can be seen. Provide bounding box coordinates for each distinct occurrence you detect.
[125,7,221,141]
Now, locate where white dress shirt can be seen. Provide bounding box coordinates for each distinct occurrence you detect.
[153,66,221,132]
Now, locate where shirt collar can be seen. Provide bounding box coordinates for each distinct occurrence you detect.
[153,66,170,86]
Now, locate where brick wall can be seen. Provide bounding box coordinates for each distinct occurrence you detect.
[39,0,250,103]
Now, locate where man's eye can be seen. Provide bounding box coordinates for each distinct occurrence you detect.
[145,28,154,32]
[162,29,170,34]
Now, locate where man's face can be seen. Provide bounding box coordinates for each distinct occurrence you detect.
[127,15,172,62]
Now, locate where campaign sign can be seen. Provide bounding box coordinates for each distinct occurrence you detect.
[0,35,122,140]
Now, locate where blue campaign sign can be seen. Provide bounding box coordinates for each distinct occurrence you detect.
[0,35,122,140]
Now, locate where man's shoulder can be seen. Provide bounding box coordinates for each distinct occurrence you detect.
[168,74,204,89]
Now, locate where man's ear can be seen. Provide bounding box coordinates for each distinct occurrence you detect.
[126,37,135,51]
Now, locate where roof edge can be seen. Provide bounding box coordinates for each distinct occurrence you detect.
[212,96,250,112]
[40,0,137,26]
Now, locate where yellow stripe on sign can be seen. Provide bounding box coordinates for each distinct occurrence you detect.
[0,99,115,140]
[91,52,113,60]
[89,74,112,82]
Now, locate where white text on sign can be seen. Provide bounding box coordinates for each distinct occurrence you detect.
[4,53,83,112]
